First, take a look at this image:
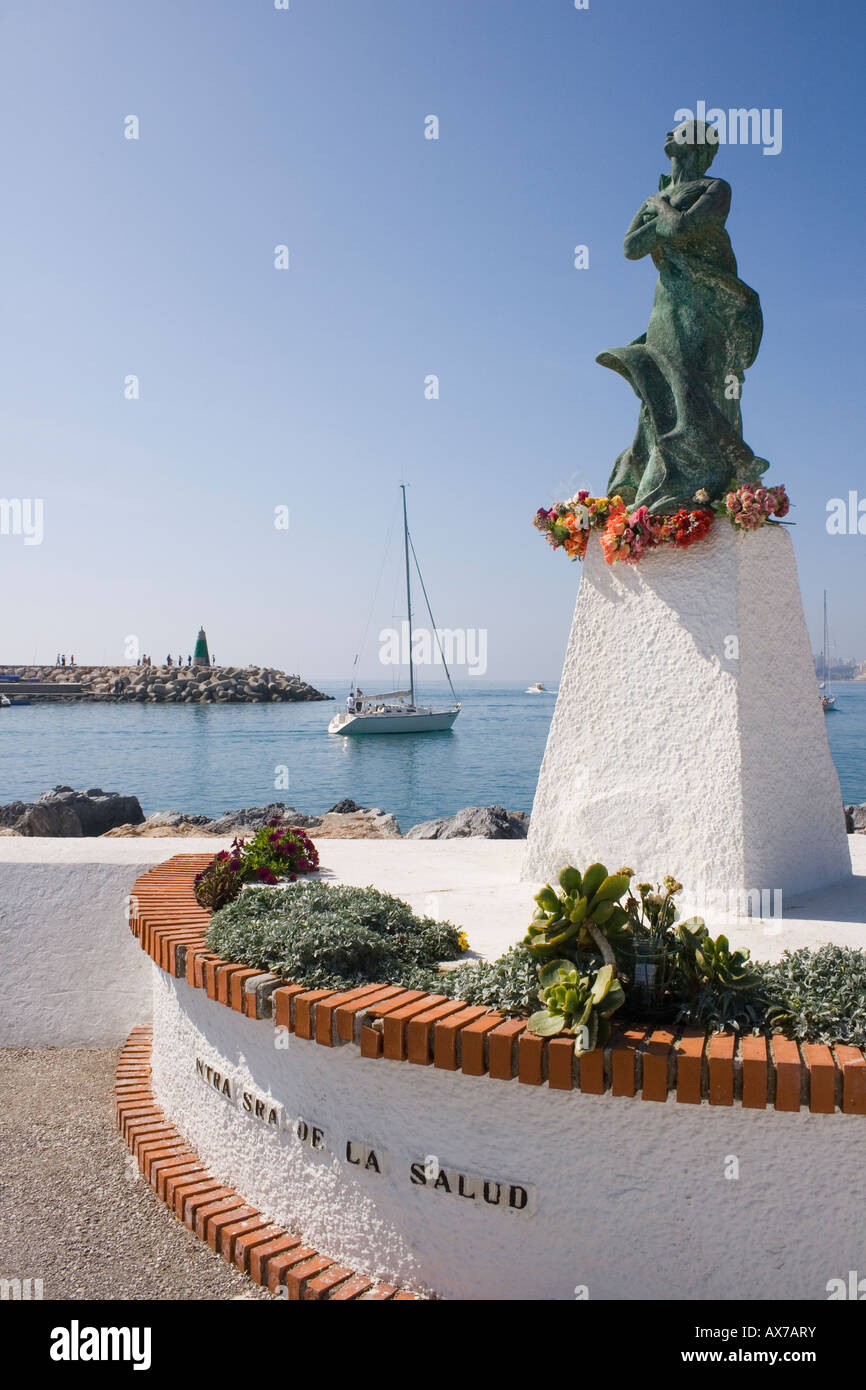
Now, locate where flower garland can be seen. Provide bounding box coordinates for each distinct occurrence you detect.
[533,483,790,566]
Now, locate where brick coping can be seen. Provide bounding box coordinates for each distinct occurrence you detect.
[129,855,866,1115]
[116,1026,421,1299]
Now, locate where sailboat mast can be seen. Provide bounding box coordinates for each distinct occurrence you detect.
[824,590,831,695]
[401,484,414,706]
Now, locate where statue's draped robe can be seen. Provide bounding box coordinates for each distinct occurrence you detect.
[597,180,765,513]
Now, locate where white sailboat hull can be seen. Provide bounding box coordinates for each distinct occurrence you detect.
[328,708,459,735]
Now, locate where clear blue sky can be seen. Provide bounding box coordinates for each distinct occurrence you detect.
[1,0,863,680]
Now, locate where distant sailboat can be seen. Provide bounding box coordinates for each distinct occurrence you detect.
[328,486,461,736]
[821,590,837,713]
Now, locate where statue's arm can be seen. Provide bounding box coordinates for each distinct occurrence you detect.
[654,178,732,240]
[622,202,660,261]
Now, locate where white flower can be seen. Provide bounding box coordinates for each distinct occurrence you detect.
[694,488,710,503]
[573,503,591,529]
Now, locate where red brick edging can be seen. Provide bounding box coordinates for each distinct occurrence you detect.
[116,1026,421,1300]
[130,855,866,1115]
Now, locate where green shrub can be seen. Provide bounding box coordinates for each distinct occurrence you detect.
[206,881,464,991]
[437,945,541,1015]
[756,945,866,1047]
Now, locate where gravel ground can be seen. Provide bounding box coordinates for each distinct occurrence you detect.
[0,1048,272,1300]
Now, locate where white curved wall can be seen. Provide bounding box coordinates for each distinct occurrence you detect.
[151,965,864,1301]
[0,838,225,1046]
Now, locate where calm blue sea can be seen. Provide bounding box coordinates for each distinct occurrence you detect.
[1,680,864,827]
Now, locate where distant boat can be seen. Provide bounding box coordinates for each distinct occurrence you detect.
[328,486,461,736]
[820,591,837,713]
[526,682,548,694]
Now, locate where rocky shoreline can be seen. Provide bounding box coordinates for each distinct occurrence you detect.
[0,788,529,840]
[1,786,863,842]
[0,665,330,704]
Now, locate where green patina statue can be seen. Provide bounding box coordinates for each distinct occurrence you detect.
[597,120,768,514]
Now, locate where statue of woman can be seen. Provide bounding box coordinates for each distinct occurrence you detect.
[597,120,768,513]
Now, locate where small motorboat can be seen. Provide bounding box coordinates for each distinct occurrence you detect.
[526,682,549,694]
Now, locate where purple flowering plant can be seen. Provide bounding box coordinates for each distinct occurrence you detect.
[194,819,320,909]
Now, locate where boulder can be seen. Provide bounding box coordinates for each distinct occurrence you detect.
[143,811,211,828]
[202,803,323,836]
[405,805,530,840]
[0,786,145,836]
[310,810,402,839]
[6,801,84,836]
[844,804,866,833]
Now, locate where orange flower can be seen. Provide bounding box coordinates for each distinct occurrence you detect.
[600,504,628,564]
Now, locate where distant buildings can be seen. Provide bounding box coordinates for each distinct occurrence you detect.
[813,654,862,681]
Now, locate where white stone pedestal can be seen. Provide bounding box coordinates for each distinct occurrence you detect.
[523,525,851,903]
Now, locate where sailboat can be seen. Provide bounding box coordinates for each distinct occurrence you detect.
[328,486,461,736]
[820,590,836,713]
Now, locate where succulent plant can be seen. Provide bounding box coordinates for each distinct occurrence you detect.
[528,959,625,1052]
[524,863,633,966]
[625,875,683,945]
[670,919,783,1032]
[674,921,760,992]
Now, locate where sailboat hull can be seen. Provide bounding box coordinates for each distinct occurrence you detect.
[328,709,459,735]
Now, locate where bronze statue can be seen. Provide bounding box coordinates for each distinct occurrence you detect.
[598,120,768,513]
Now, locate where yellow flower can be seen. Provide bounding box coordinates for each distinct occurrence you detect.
[457,930,469,952]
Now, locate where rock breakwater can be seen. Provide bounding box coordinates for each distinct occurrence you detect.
[0,665,330,703]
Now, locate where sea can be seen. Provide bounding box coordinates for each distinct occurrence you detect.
[1,680,864,828]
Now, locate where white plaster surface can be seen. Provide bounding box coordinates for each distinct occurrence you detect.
[524,526,852,900]
[0,839,229,1046]
[151,964,866,1301]
[0,859,156,1046]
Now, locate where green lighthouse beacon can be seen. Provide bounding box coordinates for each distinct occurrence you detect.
[193,627,211,669]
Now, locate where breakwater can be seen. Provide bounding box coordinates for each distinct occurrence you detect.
[0,665,330,704]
